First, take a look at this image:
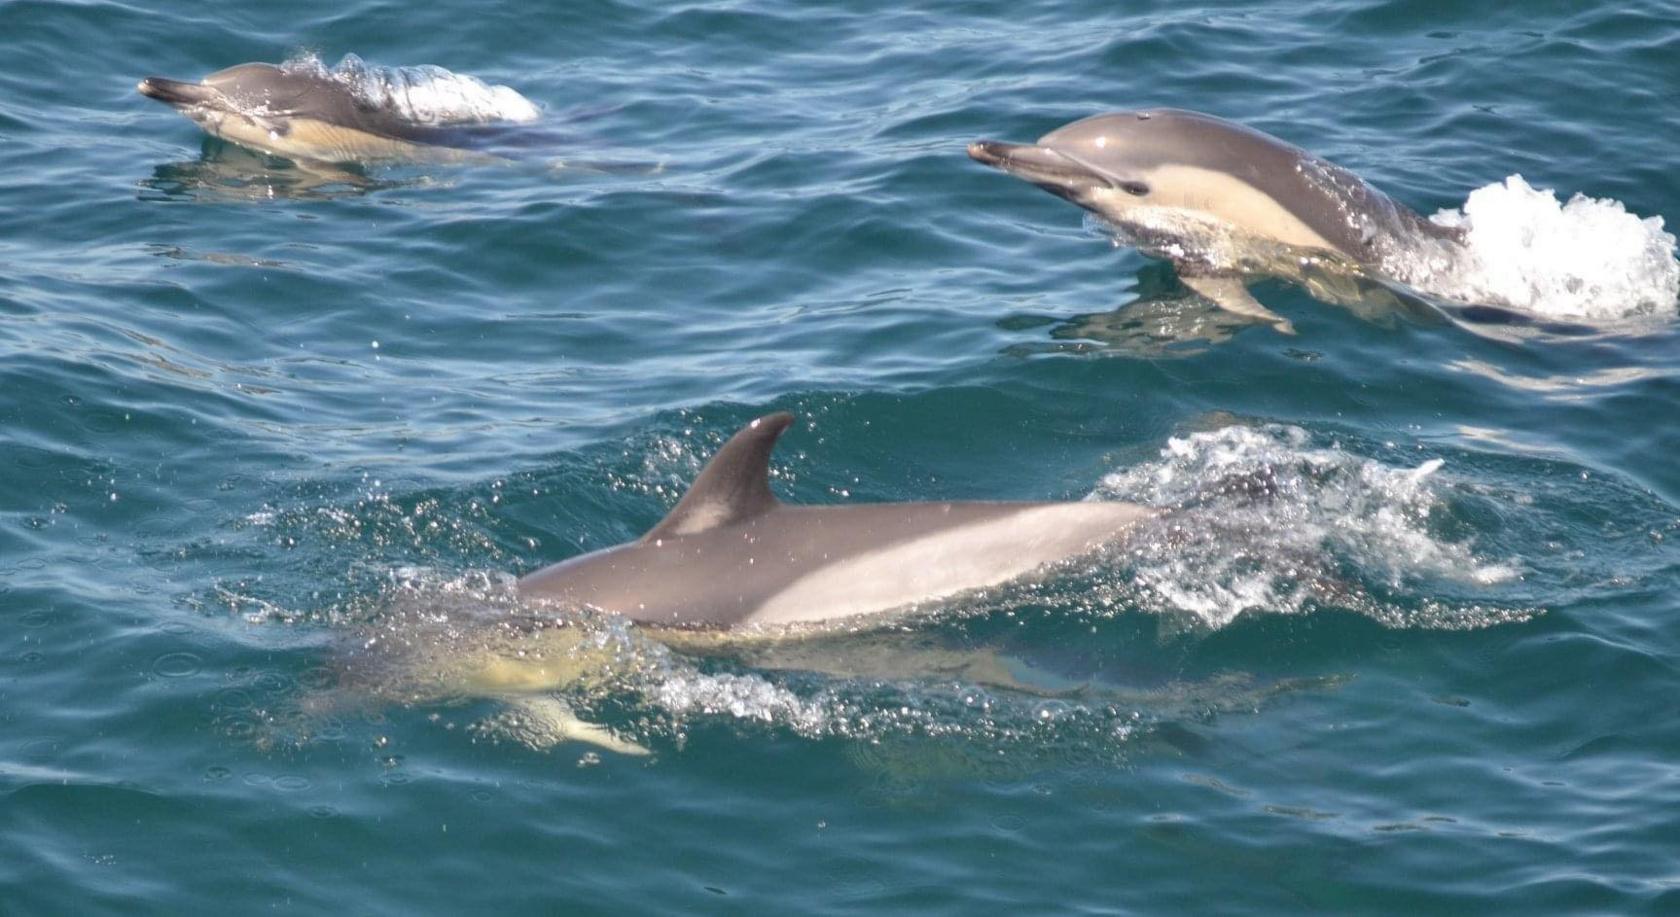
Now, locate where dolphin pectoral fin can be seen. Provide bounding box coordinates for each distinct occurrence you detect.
[1181,275,1296,335]
[500,695,650,756]
[284,157,373,187]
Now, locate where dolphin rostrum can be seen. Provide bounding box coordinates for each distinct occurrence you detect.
[969,108,1465,332]
[518,412,1155,627]
[137,58,538,164]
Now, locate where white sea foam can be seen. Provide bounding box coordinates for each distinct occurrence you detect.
[647,670,833,736]
[1094,424,1522,629]
[285,53,541,126]
[1414,175,1679,321]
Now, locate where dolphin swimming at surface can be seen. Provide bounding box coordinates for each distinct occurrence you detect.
[333,412,1157,755]
[969,108,1467,333]
[518,412,1155,626]
[137,56,540,165]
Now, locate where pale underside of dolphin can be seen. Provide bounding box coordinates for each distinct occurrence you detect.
[347,413,1155,755]
[137,61,529,165]
[970,108,1465,333]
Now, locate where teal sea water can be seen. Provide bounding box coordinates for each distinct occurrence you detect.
[4,0,1680,912]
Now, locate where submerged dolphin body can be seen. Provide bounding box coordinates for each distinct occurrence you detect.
[518,413,1154,627]
[969,108,1465,332]
[137,59,537,164]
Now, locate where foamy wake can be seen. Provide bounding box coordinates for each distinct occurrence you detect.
[1412,175,1679,321]
[284,53,541,126]
[1094,424,1526,630]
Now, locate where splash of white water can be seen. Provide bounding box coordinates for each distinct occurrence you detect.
[1417,175,1679,320]
[1094,424,1522,629]
[285,53,541,126]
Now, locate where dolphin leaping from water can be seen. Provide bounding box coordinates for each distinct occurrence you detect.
[970,108,1466,333]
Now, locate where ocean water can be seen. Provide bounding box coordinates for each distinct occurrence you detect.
[4,0,1680,912]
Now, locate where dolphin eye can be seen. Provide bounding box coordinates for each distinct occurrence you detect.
[1120,181,1150,197]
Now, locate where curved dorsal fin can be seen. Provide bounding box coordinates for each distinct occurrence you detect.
[642,412,793,540]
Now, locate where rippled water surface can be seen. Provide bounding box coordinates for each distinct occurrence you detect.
[4,1,1680,913]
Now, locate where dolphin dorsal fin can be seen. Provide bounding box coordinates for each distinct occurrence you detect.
[642,413,793,540]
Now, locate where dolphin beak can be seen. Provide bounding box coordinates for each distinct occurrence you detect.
[968,140,1108,194]
[966,140,1025,168]
[137,77,216,107]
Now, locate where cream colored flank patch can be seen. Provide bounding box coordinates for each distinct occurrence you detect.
[205,114,485,165]
[1099,164,1338,254]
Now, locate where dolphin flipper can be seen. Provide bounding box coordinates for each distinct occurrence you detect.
[499,695,650,756]
[1182,275,1296,335]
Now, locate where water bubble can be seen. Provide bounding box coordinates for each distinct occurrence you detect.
[212,688,255,711]
[991,814,1028,832]
[153,652,202,678]
[254,672,293,693]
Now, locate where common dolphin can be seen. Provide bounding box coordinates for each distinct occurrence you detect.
[969,108,1464,333]
[518,412,1155,626]
[137,59,536,164]
[328,412,1156,754]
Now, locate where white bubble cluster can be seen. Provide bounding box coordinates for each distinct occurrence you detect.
[1417,175,1679,320]
[285,53,542,126]
[1095,424,1521,629]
